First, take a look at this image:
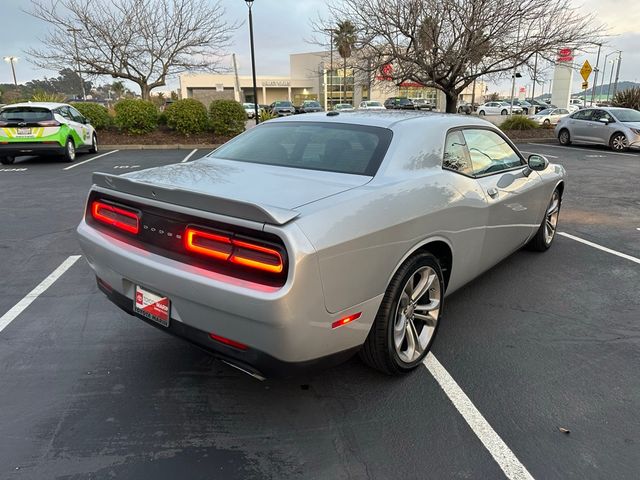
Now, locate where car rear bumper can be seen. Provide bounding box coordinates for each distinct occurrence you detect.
[0,141,65,156]
[77,219,381,377]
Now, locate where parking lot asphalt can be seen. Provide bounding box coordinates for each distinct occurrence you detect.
[0,144,638,479]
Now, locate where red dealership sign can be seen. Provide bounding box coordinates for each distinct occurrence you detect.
[557,48,574,62]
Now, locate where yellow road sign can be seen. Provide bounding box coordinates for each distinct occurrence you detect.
[582,81,589,90]
[580,60,592,82]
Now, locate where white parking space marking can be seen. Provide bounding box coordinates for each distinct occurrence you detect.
[113,165,141,169]
[559,232,640,265]
[0,255,81,334]
[527,143,637,157]
[0,168,28,172]
[181,149,198,163]
[63,150,119,171]
[519,151,558,159]
[424,354,535,480]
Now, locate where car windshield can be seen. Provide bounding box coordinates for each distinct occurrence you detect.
[613,109,640,122]
[274,101,292,107]
[304,101,320,107]
[210,122,393,176]
[537,109,552,116]
[366,101,382,106]
[0,107,53,122]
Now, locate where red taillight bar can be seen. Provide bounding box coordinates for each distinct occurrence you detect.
[37,120,61,127]
[184,227,284,274]
[91,200,140,234]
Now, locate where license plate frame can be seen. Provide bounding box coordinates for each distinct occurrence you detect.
[16,128,32,136]
[134,285,170,327]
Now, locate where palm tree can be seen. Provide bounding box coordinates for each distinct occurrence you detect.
[111,80,125,100]
[334,21,357,104]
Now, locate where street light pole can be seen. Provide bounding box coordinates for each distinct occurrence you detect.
[244,0,260,124]
[324,28,334,110]
[68,28,86,100]
[590,43,601,106]
[599,51,618,105]
[3,56,18,86]
[611,51,622,100]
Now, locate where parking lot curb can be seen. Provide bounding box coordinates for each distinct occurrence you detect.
[101,144,221,150]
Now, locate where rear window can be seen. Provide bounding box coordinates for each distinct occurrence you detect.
[0,107,53,122]
[274,101,292,107]
[304,101,320,107]
[210,122,393,176]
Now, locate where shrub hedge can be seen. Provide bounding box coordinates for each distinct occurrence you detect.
[165,99,210,135]
[114,99,158,134]
[209,99,246,137]
[500,116,539,131]
[71,102,111,130]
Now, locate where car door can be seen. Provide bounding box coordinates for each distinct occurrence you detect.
[68,106,93,147]
[589,109,616,145]
[462,128,544,271]
[568,109,594,142]
[59,106,85,147]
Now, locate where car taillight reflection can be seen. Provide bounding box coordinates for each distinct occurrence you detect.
[185,227,284,274]
[91,200,140,234]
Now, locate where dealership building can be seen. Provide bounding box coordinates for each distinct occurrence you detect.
[179,51,485,109]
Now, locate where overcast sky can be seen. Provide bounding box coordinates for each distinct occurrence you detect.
[1,0,638,95]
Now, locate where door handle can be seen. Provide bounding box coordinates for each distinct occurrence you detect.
[487,187,498,198]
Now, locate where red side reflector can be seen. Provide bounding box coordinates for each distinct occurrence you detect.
[91,200,139,234]
[209,333,248,351]
[332,312,362,329]
[184,227,284,274]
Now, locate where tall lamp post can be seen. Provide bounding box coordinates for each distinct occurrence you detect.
[67,28,86,100]
[244,0,260,124]
[599,50,620,104]
[611,51,622,100]
[324,28,335,110]
[3,56,18,86]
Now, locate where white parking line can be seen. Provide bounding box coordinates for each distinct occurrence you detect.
[527,143,637,157]
[519,151,558,159]
[0,255,81,334]
[181,149,198,163]
[63,150,119,171]
[558,232,640,265]
[424,353,535,480]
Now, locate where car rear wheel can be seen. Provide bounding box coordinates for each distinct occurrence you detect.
[360,253,443,375]
[478,110,485,116]
[89,133,98,153]
[62,137,76,162]
[610,133,629,151]
[558,129,571,145]
[501,109,508,115]
[543,119,551,126]
[0,156,15,165]
[527,188,561,251]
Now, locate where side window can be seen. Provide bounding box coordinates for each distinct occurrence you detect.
[57,107,72,120]
[462,129,523,176]
[68,106,85,123]
[592,110,614,122]
[443,130,472,175]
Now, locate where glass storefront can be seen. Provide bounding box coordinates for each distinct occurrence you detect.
[324,68,355,109]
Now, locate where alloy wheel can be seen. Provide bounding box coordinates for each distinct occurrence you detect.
[393,266,441,364]
[544,190,561,245]
[67,140,76,160]
[559,130,570,145]
[611,134,628,151]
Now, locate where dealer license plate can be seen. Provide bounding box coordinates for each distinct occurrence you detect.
[134,285,170,327]
[16,128,32,136]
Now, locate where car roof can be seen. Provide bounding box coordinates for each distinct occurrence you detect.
[2,102,68,110]
[266,110,493,130]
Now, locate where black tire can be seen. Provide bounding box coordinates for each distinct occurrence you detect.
[558,129,571,145]
[543,119,551,126]
[479,110,486,116]
[89,133,98,154]
[609,132,629,152]
[501,109,508,115]
[0,156,15,165]
[527,188,562,251]
[360,252,444,375]
[62,137,76,162]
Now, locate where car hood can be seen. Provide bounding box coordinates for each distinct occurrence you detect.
[622,121,640,129]
[121,156,371,211]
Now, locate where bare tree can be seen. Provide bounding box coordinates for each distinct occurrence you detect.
[315,0,606,112]
[27,0,237,100]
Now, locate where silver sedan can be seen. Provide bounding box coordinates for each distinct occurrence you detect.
[77,112,566,378]
[555,107,640,151]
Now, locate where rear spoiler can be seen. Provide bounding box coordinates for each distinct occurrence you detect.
[91,172,300,226]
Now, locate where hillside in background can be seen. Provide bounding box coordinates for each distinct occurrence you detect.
[534,81,639,100]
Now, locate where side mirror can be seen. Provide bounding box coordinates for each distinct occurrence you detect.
[527,154,549,171]
[84,117,91,125]
[598,117,611,124]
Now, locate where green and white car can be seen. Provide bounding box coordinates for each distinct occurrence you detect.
[0,102,98,165]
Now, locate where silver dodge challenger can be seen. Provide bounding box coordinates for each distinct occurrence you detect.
[77,111,566,379]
